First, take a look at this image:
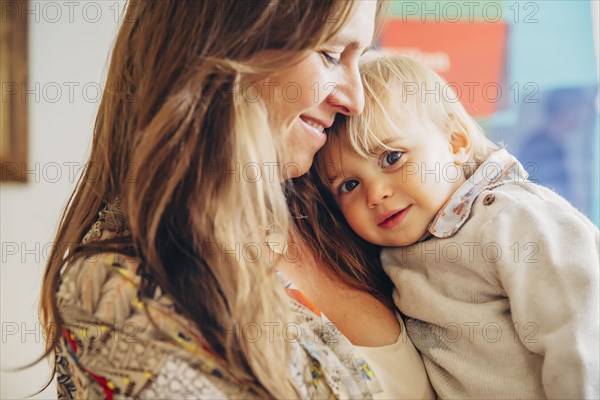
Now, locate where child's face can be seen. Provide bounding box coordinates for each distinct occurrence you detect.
[324,118,467,246]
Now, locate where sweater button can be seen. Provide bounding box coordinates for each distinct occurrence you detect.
[483,194,495,206]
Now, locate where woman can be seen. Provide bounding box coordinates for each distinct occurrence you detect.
[39,0,390,398]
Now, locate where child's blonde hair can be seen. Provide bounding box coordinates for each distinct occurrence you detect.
[324,54,499,178]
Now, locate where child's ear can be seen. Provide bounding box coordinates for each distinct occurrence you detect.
[448,114,471,164]
[450,130,470,163]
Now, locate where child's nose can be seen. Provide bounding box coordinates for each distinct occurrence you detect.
[367,181,393,208]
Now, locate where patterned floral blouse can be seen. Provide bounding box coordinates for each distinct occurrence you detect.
[54,202,372,399]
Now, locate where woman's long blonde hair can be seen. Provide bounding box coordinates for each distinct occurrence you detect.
[39,1,385,397]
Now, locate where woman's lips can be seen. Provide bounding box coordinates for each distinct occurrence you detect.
[299,116,326,140]
[299,115,333,142]
[378,205,412,229]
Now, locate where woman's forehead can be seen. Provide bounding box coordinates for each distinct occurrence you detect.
[330,1,377,51]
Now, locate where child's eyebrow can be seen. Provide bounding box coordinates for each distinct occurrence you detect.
[367,137,397,155]
[325,171,341,188]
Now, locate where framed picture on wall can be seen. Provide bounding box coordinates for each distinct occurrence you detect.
[1,0,28,182]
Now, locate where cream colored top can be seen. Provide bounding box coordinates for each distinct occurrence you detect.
[354,317,435,400]
[382,151,599,399]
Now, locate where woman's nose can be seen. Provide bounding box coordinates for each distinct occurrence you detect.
[367,180,392,208]
[327,66,364,116]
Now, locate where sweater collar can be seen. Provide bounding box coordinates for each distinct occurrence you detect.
[428,149,528,238]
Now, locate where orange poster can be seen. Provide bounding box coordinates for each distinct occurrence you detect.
[380,20,508,118]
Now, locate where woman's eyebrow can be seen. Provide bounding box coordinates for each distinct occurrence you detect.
[329,33,370,52]
[328,40,360,51]
[346,41,361,50]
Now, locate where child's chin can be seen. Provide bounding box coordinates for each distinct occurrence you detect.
[397,230,429,247]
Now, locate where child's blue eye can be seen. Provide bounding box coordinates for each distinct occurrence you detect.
[381,151,403,168]
[321,51,341,66]
[340,180,359,194]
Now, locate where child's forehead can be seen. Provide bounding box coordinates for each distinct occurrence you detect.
[345,110,413,154]
[319,135,370,179]
[318,137,349,183]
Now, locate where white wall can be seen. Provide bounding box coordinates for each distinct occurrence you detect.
[1,1,124,398]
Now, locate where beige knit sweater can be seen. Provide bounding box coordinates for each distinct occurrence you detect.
[382,152,599,399]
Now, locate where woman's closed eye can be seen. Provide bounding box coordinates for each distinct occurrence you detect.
[381,150,404,168]
[321,51,341,66]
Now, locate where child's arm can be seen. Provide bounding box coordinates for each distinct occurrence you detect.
[482,194,599,399]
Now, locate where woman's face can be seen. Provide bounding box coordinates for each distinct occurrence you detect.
[265,1,378,179]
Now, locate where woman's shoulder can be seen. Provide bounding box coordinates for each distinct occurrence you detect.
[56,251,372,399]
[55,252,249,399]
[57,252,141,323]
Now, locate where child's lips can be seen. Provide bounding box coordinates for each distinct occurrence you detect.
[378,205,412,228]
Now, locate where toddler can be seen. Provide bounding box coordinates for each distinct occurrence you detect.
[313,54,599,399]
